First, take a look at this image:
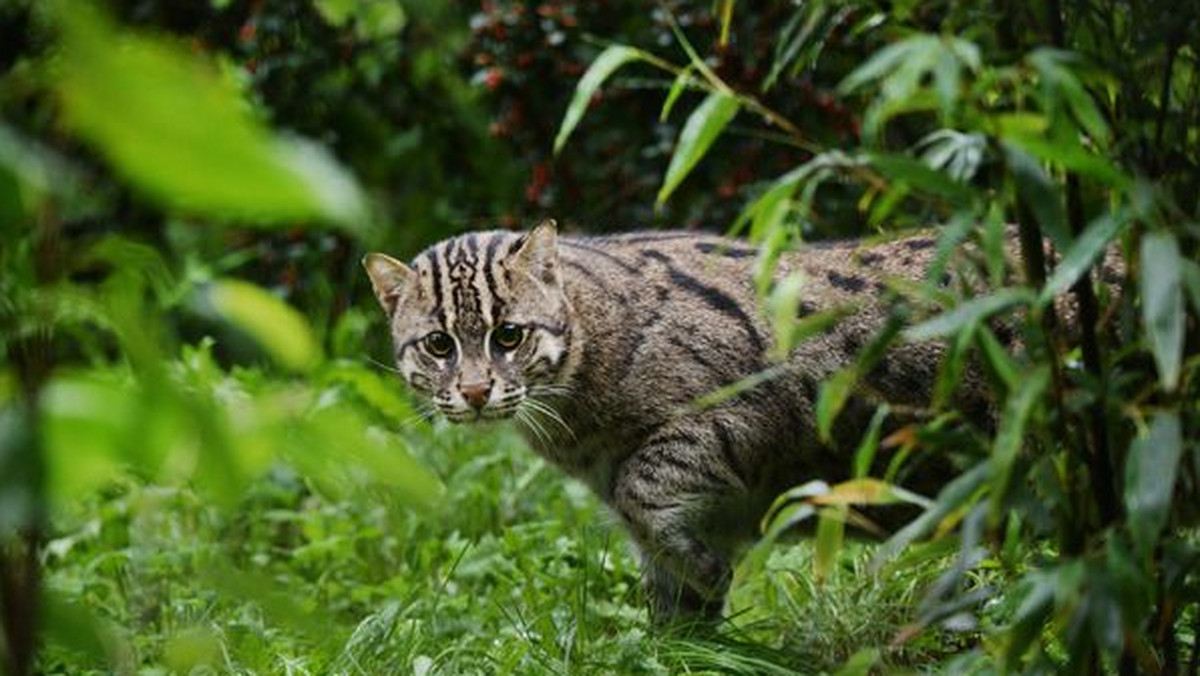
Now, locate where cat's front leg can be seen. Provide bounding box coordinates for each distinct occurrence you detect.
[611,432,742,624]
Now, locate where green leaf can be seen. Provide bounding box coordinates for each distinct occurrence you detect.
[990,365,1049,514]
[814,508,845,582]
[553,45,645,154]
[1124,414,1182,557]
[853,405,889,479]
[1038,210,1128,304]
[659,66,695,122]
[1028,49,1111,146]
[817,368,857,444]
[1003,145,1070,248]
[837,37,925,95]
[204,279,323,373]
[868,152,975,206]
[54,3,366,228]
[657,92,740,204]
[832,649,881,676]
[1140,232,1184,391]
[873,461,991,567]
[905,288,1034,341]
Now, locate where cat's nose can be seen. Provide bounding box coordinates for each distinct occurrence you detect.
[460,382,491,410]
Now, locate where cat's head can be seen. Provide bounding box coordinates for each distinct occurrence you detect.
[363,220,574,423]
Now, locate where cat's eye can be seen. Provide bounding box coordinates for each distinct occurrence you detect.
[423,331,455,358]
[491,323,524,351]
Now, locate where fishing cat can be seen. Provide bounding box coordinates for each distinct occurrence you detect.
[363,220,1004,623]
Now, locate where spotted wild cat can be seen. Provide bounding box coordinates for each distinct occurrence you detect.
[363,220,1032,622]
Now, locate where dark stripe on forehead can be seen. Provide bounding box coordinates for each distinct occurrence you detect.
[448,235,485,333]
[484,234,506,323]
[426,250,447,325]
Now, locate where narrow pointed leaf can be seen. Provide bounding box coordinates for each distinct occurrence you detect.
[1039,210,1127,304]
[905,289,1033,341]
[657,92,740,204]
[554,45,645,154]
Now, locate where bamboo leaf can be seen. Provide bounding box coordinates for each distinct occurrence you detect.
[990,365,1049,514]
[872,462,991,567]
[1124,414,1182,556]
[659,66,695,122]
[657,92,740,204]
[554,45,646,154]
[1140,232,1184,391]
[905,289,1034,341]
[1003,145,1070,248]
[1039,210,1128,304]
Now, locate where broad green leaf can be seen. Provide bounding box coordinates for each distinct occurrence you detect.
[657,92,740,204]
[1003,145,1070,248]
[553,45,645,154]
[990,365,1049,514]
[1038,210,1127,304]
[1124,413,1182,556]
[1140,232,1184,391]
[204,279,323,373]
[905,288,1034,341]
[54,4,365,227]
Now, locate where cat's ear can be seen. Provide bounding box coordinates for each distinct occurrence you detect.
[362,253,413,316]
[512,219,560,285]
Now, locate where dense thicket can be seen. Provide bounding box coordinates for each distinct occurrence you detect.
[1,1,1197,674]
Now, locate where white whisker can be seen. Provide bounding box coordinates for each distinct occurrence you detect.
[522,397,575,441]
[366,356,404,375]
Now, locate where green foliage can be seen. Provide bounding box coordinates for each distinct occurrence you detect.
[557,1,1199,673]
[2,0,1198,674]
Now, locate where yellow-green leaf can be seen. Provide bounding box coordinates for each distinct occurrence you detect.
[205,279,323,373]
[54,3,365,228]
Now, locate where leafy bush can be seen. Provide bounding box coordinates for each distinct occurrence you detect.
[555,0,1199,672]
[2,0,1198,674]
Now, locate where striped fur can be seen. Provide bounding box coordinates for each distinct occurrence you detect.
[363,219,1119,623]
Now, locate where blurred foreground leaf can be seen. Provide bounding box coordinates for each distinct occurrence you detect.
[53,3,366,228]
[1140,232,1184,391]
[1124,414,1182,556]
[204,279,323,373]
